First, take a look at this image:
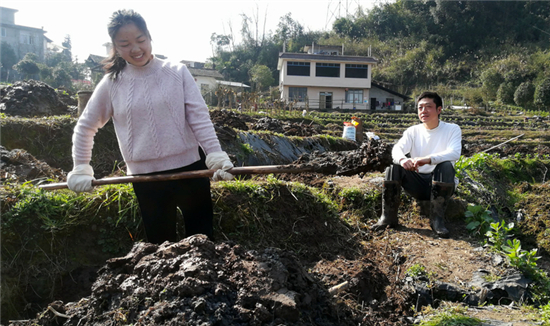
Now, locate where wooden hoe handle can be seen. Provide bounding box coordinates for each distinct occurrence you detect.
[38,164,335,191]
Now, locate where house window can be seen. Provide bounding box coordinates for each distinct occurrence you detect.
[289,87,307,101]
[316,63,340,77]
[382,98,395,109]
[20,32,34,44]
[345,64,369,78]
[345,89,363,103]
[1,28,6,37]
[287,62,310,76]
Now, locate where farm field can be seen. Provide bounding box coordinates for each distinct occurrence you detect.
[1,82,550,325]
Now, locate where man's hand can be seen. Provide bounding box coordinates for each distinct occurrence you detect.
[400,158,416,171]
[413,157,431,170]
[400,157,431,172]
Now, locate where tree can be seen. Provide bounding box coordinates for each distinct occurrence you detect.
[62,35,72,61]
[250,64,274,91]
[514,81,535,108]
[0,42,18,82]
[52,67,72,89]
[210,33,232,56]
[480,68,504,102]
[534,78,550,109]
[13,53,40,80]
[496,82,516,105]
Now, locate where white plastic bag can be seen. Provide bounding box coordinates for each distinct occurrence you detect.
[342,125,356,141]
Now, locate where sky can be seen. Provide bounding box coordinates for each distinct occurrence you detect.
[2,0,380,63]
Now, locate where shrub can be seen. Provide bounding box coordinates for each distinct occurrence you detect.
[514,81,535,108]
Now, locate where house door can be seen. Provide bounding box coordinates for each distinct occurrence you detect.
[370,98,376,110]
[319,92,333,109]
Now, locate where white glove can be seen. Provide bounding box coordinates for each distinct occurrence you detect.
[67,164,96,193]
[205,151,234,181]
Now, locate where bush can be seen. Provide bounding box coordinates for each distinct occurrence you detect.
[534,78,550,110]
[514,81,535,108]
[497,82,516,105]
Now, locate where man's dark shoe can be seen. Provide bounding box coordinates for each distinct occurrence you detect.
[430,181,454,238]
[371,181,401,231]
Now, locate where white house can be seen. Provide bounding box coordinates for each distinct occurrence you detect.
[278,43,409,111]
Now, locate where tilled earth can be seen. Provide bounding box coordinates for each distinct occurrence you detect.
[10,236,409,326]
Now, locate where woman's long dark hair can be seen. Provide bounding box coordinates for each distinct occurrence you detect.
[102,9,152,79]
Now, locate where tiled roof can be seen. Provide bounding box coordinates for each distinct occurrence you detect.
[187,67,224,79]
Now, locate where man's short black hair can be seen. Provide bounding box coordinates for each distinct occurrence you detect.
[417,91,443,109]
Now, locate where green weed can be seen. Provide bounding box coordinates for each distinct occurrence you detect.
[465,205,494,237]
[406,263,427,278]
[418,304,482,326]
[486,220,514,251]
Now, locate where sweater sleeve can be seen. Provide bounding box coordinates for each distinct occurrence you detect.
[429,124,462,164]
[72,76,114,167]
[180,66,223,154]
[392,127,414,164]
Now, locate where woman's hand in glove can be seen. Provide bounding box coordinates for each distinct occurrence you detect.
[67,164,96,192]
[205,151,234,181]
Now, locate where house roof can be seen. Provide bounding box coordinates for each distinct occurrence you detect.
[277,52,378,70]
[217,81,250,88]
[371,81,411,100]
[187,67,224,79]
[86,54,106,64]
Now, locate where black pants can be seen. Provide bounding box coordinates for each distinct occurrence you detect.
[384,161,455,201]
[132,153,213,244]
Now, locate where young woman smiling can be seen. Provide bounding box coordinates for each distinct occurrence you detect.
[67,9,233,244]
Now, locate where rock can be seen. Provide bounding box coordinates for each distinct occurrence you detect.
[470,270,531,304]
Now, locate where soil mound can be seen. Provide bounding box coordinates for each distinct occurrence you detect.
[16,235,357,326]
[251,117,323,137]
[296,138,392,176]
[0,146,65,184]
[0,80,71,117]
[209,109,253,131]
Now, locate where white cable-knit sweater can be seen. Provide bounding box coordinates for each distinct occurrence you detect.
[392,121,462,174]
[72,57,222,175]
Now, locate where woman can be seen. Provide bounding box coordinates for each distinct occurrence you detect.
[67,9,233,244]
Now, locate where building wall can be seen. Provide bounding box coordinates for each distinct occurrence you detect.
[1,7,47,62]
[369,87,406,111]
[281,86,372,110]
[279,61,372,89]
[279,57,376,110]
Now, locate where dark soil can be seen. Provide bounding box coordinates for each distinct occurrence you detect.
[0,80,73,117]
[1,146,65,184]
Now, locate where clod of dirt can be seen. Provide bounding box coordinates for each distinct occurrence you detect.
[15,235,357,326]
[210,109,254,131]
[0,146,65,184]
[251,117,323,137]
[0,80,71,117]
[295,138,392,176]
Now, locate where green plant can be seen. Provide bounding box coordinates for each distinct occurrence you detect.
[501,238,541,276]
[541,302,550,325]
[455,153,494,180]
[465,205,494,237]
[406,263,426,278]
[486,220,514,251]
[418,304,482,326]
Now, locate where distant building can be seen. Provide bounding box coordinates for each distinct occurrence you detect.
[1,6,50,62]
[277,43,408,111]
[370,81,411,111]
